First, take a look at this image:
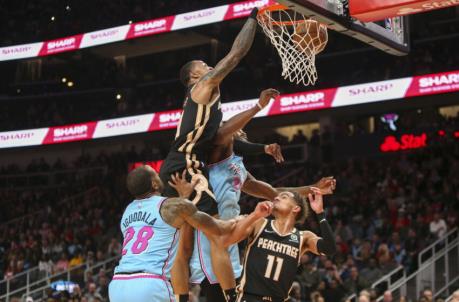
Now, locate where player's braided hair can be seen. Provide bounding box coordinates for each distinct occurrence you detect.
[291,191,309,222]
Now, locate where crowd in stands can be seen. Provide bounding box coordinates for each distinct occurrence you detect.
[0,110,457,301]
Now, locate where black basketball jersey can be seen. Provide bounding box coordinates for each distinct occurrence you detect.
[171,86,222,161]
[240,219,303,301]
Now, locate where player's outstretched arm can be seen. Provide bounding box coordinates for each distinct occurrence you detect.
[161,197,235,236]
[221,201,272,247]
[214,89,279,145]
[201,8,258,87]
[242,174,336,200]
[301,189,336,256]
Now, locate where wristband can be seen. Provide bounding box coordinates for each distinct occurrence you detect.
[249,7,259,19]
[316,212,326,223]
[256,103,263,110]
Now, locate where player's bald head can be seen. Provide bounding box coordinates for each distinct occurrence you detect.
[126,165,161,198]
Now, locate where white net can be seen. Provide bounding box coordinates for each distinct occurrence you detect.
[257,7,328,86]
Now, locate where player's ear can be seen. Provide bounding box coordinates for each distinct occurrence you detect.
[292,205,301,215]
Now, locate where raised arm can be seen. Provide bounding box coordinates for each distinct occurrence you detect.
[160,197,235,236]
[214,89,279,145]
[200,9,258,87]
[221,201,272,247]
[301,189,336,256]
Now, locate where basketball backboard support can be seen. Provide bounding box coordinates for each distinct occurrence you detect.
[276,0,410,56]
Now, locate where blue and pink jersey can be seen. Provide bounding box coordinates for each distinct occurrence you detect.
[114,195,179,279]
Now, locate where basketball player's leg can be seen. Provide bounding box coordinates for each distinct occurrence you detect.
[171,222,194,297]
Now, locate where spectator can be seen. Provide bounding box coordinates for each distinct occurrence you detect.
[344,266,369,295]
[450,290,459,302]
[54,253,69,273]
[360,258,383,285]
[422,289,433,302]
[383,291,393,302]
[429,213,447,239]
[289,281,302,302]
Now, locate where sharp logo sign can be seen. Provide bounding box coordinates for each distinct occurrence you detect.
[135,20,167,32]
[47,38,75,50]
[159,112,181,123]
[419,73,459,87]
[348,83,394,96]
[106,119,140,128]
[184,9,216,21]
[90,29,119,40]
[0,132,35,142]
[280,92,325,106]
[54,125,87,137]
[2,46,32,55]
[233,0,269,13]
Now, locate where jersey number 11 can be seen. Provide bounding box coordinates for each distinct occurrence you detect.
[264,255,284,281]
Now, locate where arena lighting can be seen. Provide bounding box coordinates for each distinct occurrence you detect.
[128,20,133,24]
[116,94,122,100]
[61,77,67,83]
[16,89,21,94]
[455,131,459,138]
[51,16,55,21]
[67,81,74,87]
[438,130,446,136]
[66,5,71,11]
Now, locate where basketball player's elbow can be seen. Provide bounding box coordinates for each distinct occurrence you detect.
[317,238,337,256]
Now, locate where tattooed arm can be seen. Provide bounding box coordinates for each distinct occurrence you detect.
[192,9,258,104]
[160,197,235,236]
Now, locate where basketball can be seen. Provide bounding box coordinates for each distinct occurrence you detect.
[292,20,328,55]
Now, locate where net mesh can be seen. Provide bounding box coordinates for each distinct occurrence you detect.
[257,7,328,86]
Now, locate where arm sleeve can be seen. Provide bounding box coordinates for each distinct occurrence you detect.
[234,139,265,156]
[316,212,337,256]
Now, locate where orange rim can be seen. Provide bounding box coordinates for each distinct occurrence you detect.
[258,4,309,26]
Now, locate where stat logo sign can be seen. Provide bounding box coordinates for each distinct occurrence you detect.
[380,133,427,152]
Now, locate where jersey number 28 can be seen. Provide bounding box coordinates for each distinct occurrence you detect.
[264,255,284,281]
[122,226,154,255]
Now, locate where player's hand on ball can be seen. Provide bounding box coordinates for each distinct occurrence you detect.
[307,187,324,214]
[265,143,284,163]
[258,88,280,109]
[314,176,336,195]
[168,170,197,199]
[254,201,273,218]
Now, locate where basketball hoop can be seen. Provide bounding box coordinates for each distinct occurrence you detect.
[257,5,328,86]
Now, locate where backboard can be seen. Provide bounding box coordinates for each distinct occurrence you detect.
[276,0,410,56]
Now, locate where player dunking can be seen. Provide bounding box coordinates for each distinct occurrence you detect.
[108,165,237,302]
[223,189,337,302]
[159,7,260,302]
[181,88,336,301]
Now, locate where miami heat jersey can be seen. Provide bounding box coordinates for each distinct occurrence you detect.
[114,196,179,279]
[239,219,303,301]
[171,86,222,161]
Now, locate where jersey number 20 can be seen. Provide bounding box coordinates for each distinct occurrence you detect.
[264,255,284,281]
[122,226,154,255]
